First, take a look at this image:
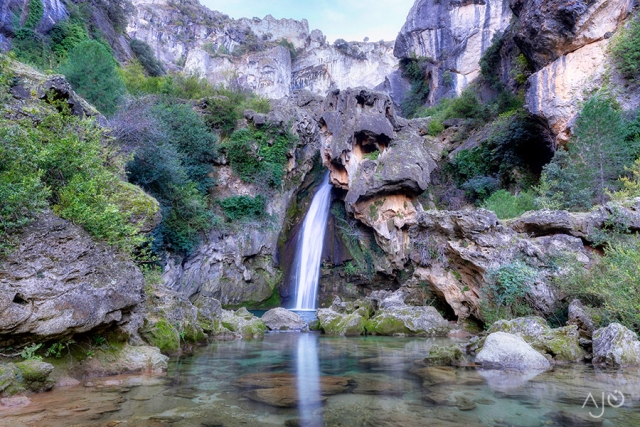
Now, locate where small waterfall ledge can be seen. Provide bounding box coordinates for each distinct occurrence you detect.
[292,173,333,310]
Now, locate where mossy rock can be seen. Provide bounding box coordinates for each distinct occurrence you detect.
[220,308,267,337]
[317,307,369,336]
[0,364,25,396]
[112,180,161,233]
[141,319,181,355]
[424,345,464,366]
[365,306,450,337]
[365,316,409,335]
[481,316,586,362]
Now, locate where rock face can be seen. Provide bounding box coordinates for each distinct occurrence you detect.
[320,87,437,266]
[520,0,635,142]
[592,323,640,367]
[262,308,307,331]
[567,299,595,340]
[163,94,323,306]
[128,0,399,99]
[473,317,586,362]
[0,0,68,36]
[407,209,590,320]
[394,0,513,103]
[0,212,145,346]
[475,332,551,370]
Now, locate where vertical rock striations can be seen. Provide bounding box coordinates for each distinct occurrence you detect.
[394,0,513,104]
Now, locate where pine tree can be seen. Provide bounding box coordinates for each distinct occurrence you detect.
[59,40,125,116]
[570,95,633,205]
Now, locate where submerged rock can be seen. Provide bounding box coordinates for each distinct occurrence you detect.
[424,345,465,366]
[475,332,551,370]
[220,308,267,338]
[592,323,640,367]
[365,306,450,337]
[262,308,307,331]
[77,345,169,378]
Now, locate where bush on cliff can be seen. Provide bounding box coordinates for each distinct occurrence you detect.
[611,15,640,83]
[59,40,125,116]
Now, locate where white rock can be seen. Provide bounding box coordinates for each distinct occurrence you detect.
[475,332,551,370]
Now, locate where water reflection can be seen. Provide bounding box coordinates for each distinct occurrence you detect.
[296,333,324,426]
[3,334,640,426]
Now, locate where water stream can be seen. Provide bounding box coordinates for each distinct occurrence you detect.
[292,173,332,311]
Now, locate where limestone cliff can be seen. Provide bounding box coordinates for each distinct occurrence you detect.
[520,0,636,143]
[394,0,513,104]
[127,0,399,99]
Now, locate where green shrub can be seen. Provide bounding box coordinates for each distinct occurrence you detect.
[219,195,266,220]
[427,119,444,136]
[11,29,53,70]
[119,60,171,95]
[479,31,504,86]
[245,96,271,114]
[277,38,298,60]
[611,16,640,82]
[204,94,242,137]
[59,40,125,116]
[225,125,298,188]
[400,56,431,118]
[482,189,536,219]
[118,99,217,255]
[50,21,89,59]
[0,105,149,258]
[130,39,165,77]
[557,236,640,331]
[24,0,44,30]
[482,260,537,324]
[537,95,636,210]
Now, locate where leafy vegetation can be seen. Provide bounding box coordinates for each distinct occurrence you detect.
[557,236,640,331]
[482,260,537,325]
[611,15,640,83]
[482,189,536,219]
[479,31,505,87]
[115,99,218,255]
[130,39,166,77]
[225,125,298,188]
[400,56,432,118]
[219,195,266,221]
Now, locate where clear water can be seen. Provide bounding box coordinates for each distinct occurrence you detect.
[3,333,640,426]
[292,173,332,310]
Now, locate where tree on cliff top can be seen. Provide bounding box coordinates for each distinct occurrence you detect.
[59,40,125,116]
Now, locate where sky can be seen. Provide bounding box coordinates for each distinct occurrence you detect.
[199,0,416,43]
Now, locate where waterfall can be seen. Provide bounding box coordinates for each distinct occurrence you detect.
[292,173,332,310]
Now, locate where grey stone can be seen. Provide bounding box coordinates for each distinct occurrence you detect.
[0,212,145,346]
[567,299,595,340]
[475,332,551,370]
[262,308,307,331]
[592,323,640,367]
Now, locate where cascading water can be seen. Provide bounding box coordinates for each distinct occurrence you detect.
[292,173,332,310]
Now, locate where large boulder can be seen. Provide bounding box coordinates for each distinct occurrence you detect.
[475,332,551,370]
[0,212,145,346]
[220,308,267,338]
[262,308,307,331]
[316,306,370,336]
[592,323,640,367]
[479,317,586,362]
[365,306,450,337]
